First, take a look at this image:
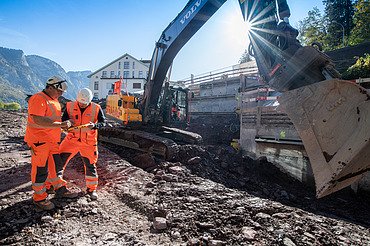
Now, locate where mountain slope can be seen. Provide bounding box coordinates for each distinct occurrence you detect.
[0,47,91,107]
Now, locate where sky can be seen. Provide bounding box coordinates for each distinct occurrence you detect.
[0,0,324,81]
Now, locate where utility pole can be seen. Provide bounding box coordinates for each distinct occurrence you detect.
[332,21,345,47]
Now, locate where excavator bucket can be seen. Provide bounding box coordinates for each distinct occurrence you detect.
[279,79,370,198]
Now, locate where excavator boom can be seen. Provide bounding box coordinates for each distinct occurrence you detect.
[142,0,227,124]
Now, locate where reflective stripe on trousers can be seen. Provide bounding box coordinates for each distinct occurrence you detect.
[60,138,99,191]
[30,142,67,201]
[32,182,46,196]
[86,175,99,191]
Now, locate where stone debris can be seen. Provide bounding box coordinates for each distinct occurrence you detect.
[153,217,167,230]
[187,156,202,165]
[283,237,296,246]
[241,226,257,240]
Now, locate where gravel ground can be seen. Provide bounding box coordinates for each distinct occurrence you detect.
[0,110,369,245]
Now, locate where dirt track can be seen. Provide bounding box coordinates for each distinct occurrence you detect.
[0,110,369,245]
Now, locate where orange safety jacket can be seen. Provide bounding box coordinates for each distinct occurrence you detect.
[171,106,181,118]
[25,91,62,144]
[66,101,100,145]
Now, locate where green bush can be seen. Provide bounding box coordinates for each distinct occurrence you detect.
[342,53,370,80]
[1,102,21,110]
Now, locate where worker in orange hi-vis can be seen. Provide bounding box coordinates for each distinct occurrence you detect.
[24,76,79,211]
[59,88,106,200]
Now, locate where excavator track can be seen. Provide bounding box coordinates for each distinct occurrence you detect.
[159,126,203,144]
[98,127,180,160]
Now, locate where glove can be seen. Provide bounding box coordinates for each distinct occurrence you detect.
[93,122,106,129]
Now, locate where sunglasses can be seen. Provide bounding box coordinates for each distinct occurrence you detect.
[51,80,67,91]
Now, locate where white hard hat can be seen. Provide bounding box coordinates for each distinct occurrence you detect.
[77,88,93,104]
[46,76,68,92]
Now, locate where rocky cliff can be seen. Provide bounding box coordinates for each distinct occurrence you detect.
[0,47,91,107]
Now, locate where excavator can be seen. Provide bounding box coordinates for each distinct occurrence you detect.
[101,0,370,198]
[102,83,199,159]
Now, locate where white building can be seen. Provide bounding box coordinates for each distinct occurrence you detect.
[88,53,150,100]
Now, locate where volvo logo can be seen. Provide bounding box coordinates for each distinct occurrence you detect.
[180,0,203,24]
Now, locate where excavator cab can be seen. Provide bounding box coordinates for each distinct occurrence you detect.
[158,82,189,128]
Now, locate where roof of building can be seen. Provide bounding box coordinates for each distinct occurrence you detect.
[88,53,151,78]
[140,59,151,64]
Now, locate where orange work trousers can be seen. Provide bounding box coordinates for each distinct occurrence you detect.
[59,137,99,191]
[29,142,67,202]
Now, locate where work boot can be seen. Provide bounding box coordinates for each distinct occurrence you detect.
[33,199,55,211]
[55,186,79,199]
[87,189,98,200]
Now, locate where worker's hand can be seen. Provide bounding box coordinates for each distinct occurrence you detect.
[60,120,72,130]
[86,122,95,129]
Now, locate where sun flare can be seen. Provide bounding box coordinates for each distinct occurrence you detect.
[245,20,252,33]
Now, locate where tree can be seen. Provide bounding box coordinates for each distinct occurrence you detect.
[348,0,370,45]
[324,0,355,49]
[342,53,370,79]
[298,7,329,49]
[3,102,21,110]
[239,49,253,64]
